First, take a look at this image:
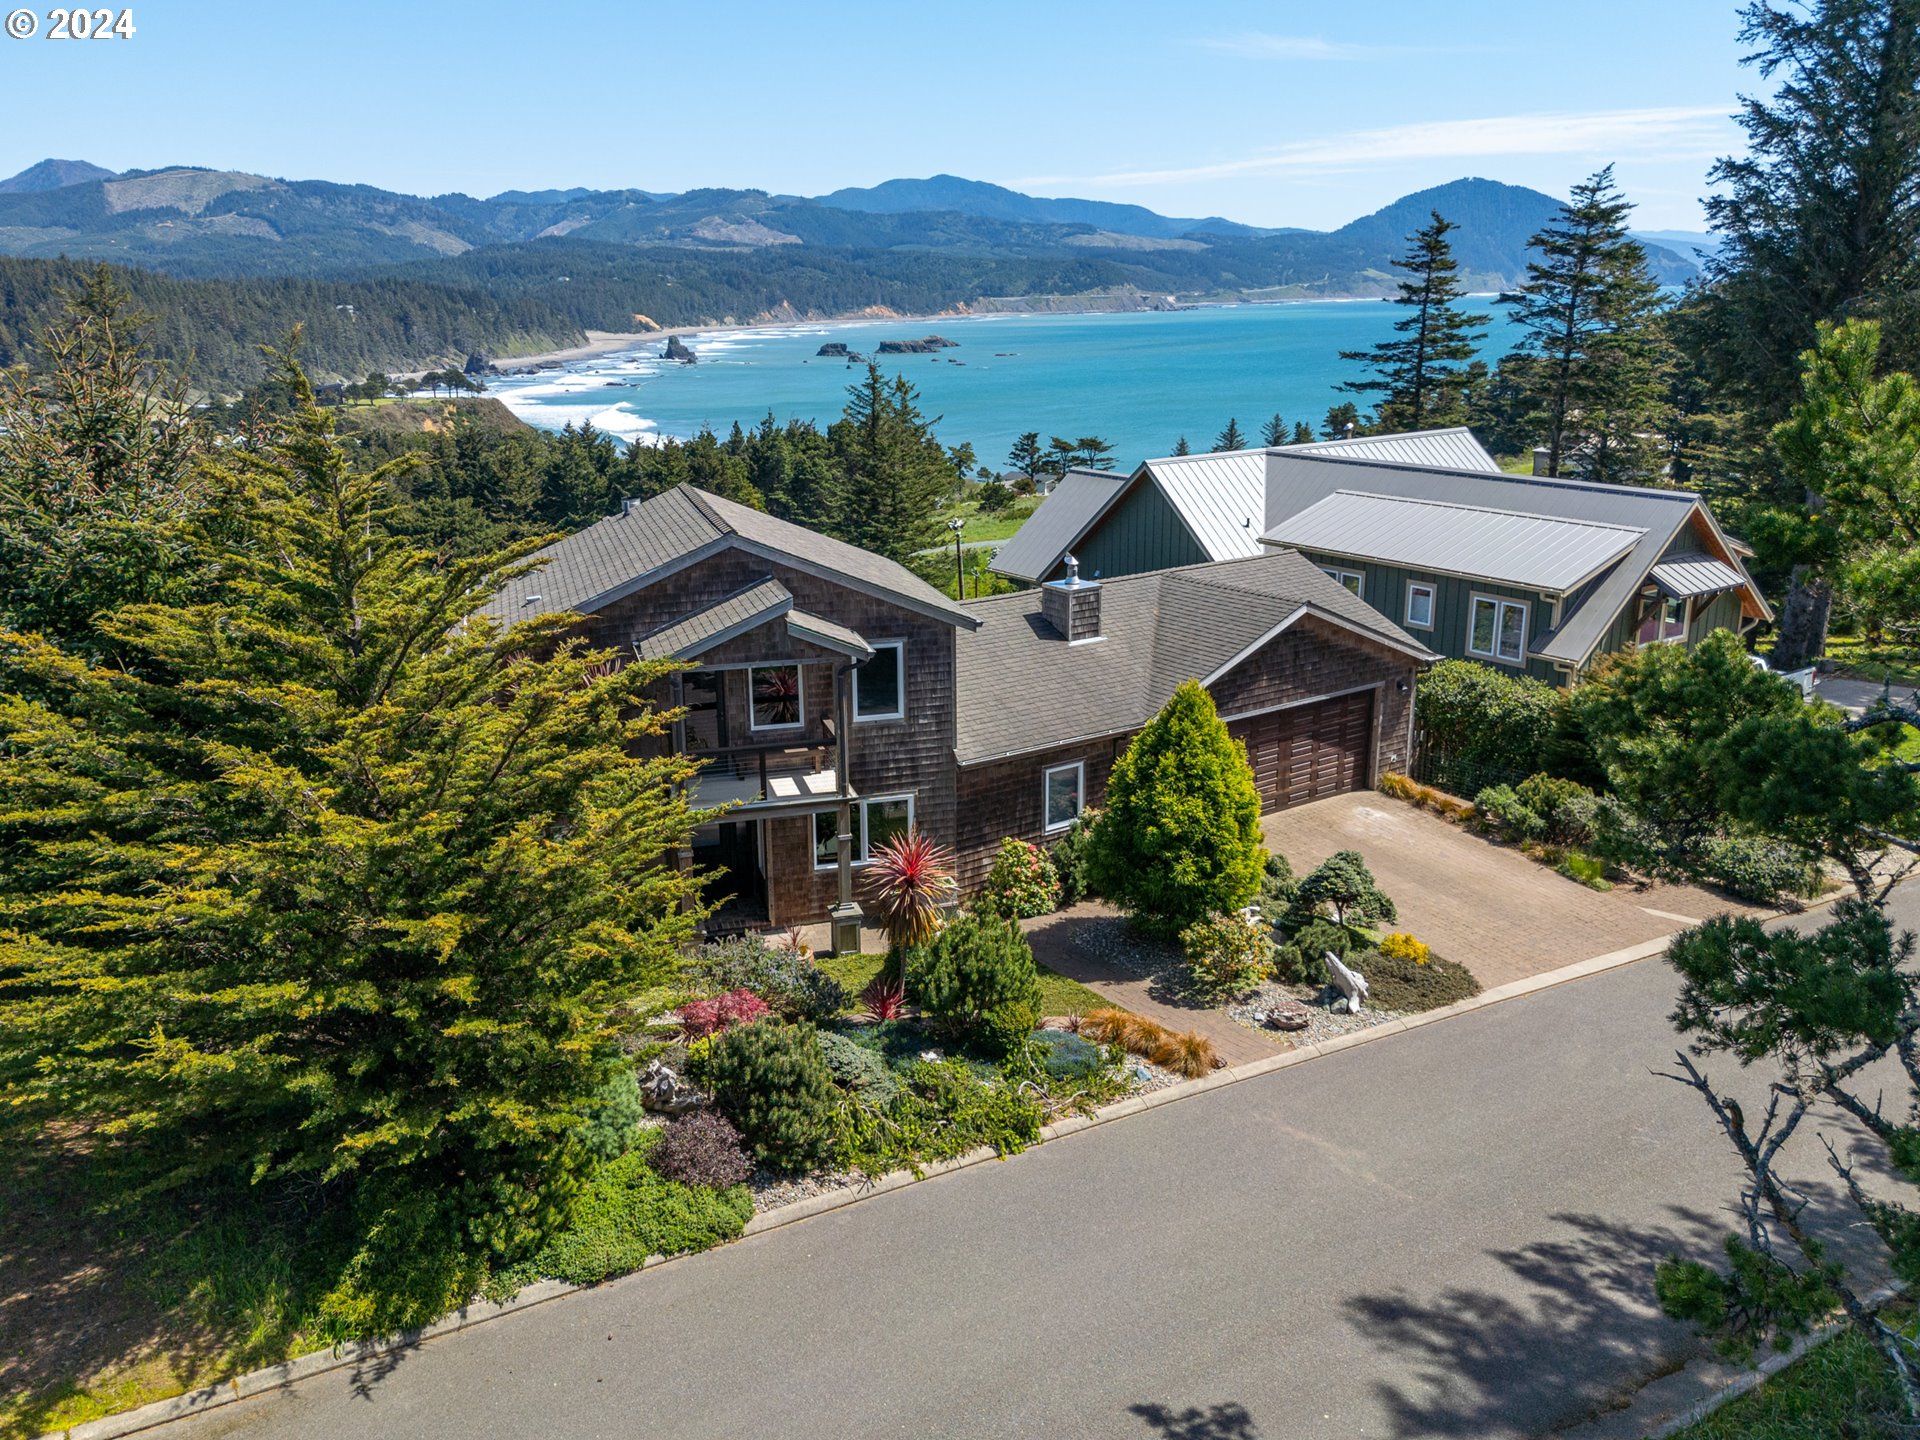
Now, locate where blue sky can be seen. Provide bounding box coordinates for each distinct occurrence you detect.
[0,1,1754,229]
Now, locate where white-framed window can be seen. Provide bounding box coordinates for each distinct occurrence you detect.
[1042,761,1085,834]
[1637,595,1688,645]
[748,663,803,731]
[1468,595,1529,666]
[1405,582,1436,630]
[1321,567,1364,597]
[812,793,916,870]
[853,640,905,722]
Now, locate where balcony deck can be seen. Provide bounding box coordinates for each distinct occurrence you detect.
[685,740,850,815]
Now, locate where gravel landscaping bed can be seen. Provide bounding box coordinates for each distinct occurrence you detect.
[1066,912,1184,979]
[1226,980,1410,1044]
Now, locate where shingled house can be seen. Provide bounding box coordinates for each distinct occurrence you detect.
[491,485,1434,937]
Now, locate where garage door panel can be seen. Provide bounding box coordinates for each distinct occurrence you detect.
[1230,690,1374,811]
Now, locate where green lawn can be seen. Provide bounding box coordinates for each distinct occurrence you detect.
[1668,1316,1912,1439]
[933,494,1040,546]
[817,949,1117,1018]
[1825,633,1920,687]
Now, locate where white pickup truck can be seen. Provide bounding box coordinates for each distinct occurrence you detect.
[1750,653,1818,700]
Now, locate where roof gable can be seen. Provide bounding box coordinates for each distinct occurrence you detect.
[987,467,1132,582]
[483,485,977,630]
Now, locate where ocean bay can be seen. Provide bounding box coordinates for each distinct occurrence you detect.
[485,302,1525,466]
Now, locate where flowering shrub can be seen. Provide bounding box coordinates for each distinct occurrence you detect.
[1178,911,1274,1001]
[1378,932,1431,966]
[692,938,848,1022]
[680,988,770,1039]
[976,837,1060,919]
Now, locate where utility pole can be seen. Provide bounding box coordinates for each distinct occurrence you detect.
[948,517,965,599]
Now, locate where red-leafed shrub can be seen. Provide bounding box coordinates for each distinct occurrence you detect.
[861,972,907,1021]
[648,1111,753,1189]
[680,988,770,1039]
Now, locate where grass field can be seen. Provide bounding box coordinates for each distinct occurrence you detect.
[1825,633,1920,687]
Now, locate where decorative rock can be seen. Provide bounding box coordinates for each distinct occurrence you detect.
[1260,1000,1313,1032]
[1326,951,1369,1013]
[639,1059,704,1114]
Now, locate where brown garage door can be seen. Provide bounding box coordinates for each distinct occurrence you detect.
[1231,691,1374,810]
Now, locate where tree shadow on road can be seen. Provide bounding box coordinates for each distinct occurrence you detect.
[1341,1207,1729,1438]
[1128,1401,1263,1439]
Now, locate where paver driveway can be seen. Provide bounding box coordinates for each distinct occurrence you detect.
[1263,793,1766,988]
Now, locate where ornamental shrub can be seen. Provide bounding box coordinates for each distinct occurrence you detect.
[1415,659,1566,793]
[1353,950,1481,1013]
[1050,810,1101,904]
[976,836,1061,919]
[692,938,849,1022]
[705,1020,840,1172]
[832,1058,1044,1178]
[1257,852,1297,924]
[815,1027,902,1104]
[910,912,1043,1055]
[1378,932,1431,966]
[647,1111,752,1190]
[1179,911,1275,1001]
[679,988,771,1039]
[1275,918,1354,985]
[1085,680,1266,938]
[1475,783,1546,843]
[1290,850,1397,929]
[503,1138,752,1288]
[1697,835,1822,904]
[578,1063,646,1162]
[1516,772,1603,846]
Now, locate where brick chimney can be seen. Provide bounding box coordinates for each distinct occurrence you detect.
[1041,554,1102,643]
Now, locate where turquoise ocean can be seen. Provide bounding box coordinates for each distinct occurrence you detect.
[485,302,1525,468]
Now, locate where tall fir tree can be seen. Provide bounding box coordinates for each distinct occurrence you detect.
[1499,166,1669,481]
[1172,434,1191,456]
[1007,431,1043,482]
[1321,402,1363,439]
[1338,211,1489,432]
[1213,417,1247,452]
[1691,0,1920,667]
[1260,413,1290,446]
[828,364,960,564]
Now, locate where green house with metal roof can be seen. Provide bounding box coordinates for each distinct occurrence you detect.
[1257,452,1770,684]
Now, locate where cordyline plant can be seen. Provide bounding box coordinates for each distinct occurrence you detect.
[862,829,957,949]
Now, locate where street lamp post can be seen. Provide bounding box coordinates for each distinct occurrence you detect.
[947,517,965,599]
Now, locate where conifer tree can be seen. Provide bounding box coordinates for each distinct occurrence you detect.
[1261,413,1289,446]
[1499,167,1668,480]
[1086,680,1267,938]
[1172,434,1191,456]
[1007,431,1043,483]
[829,364,959,564]
[1212,418,1247,452]
[1291,421,1315,444]
[1321,402,1363,439]
[0,356,703,1322]
[1339,212,1489,432]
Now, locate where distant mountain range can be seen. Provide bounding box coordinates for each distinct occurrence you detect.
[0,159,1702,296]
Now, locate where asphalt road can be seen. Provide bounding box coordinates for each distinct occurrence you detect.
[157,892,1910,1440]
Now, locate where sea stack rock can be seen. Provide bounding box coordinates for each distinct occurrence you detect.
[816,342,851,358]
[664,335,697,364]
[876,334,958,354]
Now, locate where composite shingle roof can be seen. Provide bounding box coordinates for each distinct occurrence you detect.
[1259,452,1770,667]
[988,429,1500,581]
[482,484,976,629]
[954,551,1435,765]
[635,578,792,662]
[1266,490,1646,592]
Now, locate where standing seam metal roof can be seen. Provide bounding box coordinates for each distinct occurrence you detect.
[1266,490,1646,592]
[1649,555,1750,599]
[986,467,1132,583]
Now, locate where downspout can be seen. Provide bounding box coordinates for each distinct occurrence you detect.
[835,660,854,911]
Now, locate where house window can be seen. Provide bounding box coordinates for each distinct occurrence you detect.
[1321,567,1364,597]
[853,641,905,722]
[1043,761,1085,833]
[1405,582,1435,630]
[749,664,803,730]
[1468,595,1529,666]
[1637,596,1688,644]
[812,793,916,870]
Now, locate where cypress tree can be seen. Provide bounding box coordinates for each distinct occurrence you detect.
[1499,166,1668,481]
[0,356,703,1322]
[1339,211,1489,432]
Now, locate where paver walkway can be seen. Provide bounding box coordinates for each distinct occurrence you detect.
[1022,905,1285,1067]
[1263,792,1767,988]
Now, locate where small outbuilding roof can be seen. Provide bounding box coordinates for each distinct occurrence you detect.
[1265,490,1646,593]
[988,467,1131,583]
